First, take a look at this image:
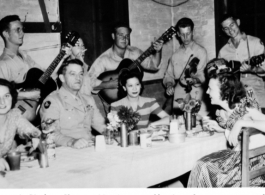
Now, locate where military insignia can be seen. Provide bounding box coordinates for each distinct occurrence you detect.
[44,101,51,109]
[86,105,93,111]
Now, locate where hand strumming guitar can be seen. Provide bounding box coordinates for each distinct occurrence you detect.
[240,62,252,73]
[166,83,174,96]
[94,78,119,90]
[17,89,41,101]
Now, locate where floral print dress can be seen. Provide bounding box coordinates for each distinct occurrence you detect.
[0,108,41,157]
[188,89,265,187]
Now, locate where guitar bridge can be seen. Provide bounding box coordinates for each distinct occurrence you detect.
[18,105,26,114]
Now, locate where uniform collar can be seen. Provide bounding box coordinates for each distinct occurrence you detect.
[59,87,86,112]
[227,32,247,45]
[3,47,22,59]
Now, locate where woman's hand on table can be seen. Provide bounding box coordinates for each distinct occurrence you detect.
[203,119,225,132]
[147,123,159,131]
[0,158,9,171]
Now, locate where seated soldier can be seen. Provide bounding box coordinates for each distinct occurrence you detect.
[40,59,106,149]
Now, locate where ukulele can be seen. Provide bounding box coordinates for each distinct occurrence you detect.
[15,31,80,122]
[98,26,177,105]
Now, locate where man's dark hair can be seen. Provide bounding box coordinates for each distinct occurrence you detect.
[0,15,21,39]
[112,22,132,34]
[220,13,238,24]
[175,17,194,32]
[56,59,83,87]
[0,78,18,108]
[57,59,83,76]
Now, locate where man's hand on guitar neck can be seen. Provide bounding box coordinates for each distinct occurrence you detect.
[152,38,164,53]
[94,78,119,90]
[166,83,174,96]
[17,89,41,101]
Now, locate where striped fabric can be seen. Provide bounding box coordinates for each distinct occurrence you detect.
[188,150,265,187]
[188,90,265,187]
[110,96,163,129]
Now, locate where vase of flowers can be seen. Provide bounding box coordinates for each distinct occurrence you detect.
[106,111,121,145]
[175,94,201,131]
[107,106,141,147]
[41,119,57,160]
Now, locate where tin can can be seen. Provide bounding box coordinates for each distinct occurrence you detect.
[120,123,128,147]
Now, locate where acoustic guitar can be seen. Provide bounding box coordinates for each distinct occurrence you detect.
[15,31,80,122]
[98,26,177,105]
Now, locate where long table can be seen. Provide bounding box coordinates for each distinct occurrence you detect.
[4,133,227,188]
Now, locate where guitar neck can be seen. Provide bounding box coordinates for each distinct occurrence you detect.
[128,36,164,70]
[39,50,66,84]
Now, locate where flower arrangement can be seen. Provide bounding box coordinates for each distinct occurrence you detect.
[107,106,141,131]
[107,111,121,131]
[175,94,201,113]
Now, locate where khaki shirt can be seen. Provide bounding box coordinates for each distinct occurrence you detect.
[0,48,42,83]
[218,34,265,107]
[83,45,161,94]
[163,41,208,116]
[40,87,106,147]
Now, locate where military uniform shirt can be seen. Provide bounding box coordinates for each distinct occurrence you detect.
[40,87,106,147]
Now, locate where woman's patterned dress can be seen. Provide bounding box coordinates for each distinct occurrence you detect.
[188,89,265,187]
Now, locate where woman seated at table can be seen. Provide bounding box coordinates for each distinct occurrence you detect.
[110,71,170,129]
[187,58,265,187]
[0,79,41,171]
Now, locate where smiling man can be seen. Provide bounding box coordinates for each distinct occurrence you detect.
[218,14,265,112]
[0,15,42,101]
[40,59,106,149]
[163,17,208,116]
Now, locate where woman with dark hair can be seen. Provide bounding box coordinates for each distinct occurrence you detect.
[188,59,265,187]
[0,78,41,171]
[110,71,169,129]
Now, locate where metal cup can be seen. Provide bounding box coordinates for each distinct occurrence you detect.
[129,131,139,146]
[6,151,21,171]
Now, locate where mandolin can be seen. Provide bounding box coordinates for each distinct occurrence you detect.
[98,26,177,105]
[15,31,80,122]
[228,53,265,72]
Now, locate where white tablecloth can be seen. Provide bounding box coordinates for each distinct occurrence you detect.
[4,133,227,188]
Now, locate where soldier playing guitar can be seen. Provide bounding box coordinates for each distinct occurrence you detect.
[0,15,75,122]
[218,14,265,112]
[83,22,165,116]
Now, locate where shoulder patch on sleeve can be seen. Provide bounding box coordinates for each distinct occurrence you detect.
[44,101,51,109]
